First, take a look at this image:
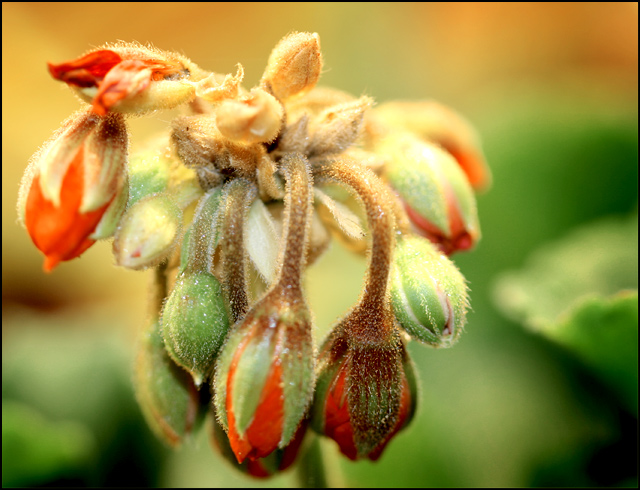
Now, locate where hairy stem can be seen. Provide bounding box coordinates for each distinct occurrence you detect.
[316,159,395,311]
[221,179,257,323]
[296,435,328,488]
[276,153,313,294]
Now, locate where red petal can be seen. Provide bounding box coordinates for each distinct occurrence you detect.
[92,60,152,115]
[48,50,122,88]
[444,145,490,191]
[323,365,358,460]
[25,148,111,272]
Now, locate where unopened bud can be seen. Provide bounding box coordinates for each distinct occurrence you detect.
[113,194,182,269]
[391,235,469,347]
[215,88,284,145]
[19,110,128,271]
[308,96,373,157]
[161,271,229,386]
[262,32,323,100]
[133,318,200,448]
[375,100,492,190]
[379,132,480,254]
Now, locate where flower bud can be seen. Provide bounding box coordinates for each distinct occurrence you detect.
[161,188,229,386]
[312,325,417,460]
[161,271,229,386]
[214,286,315,463]
[209,414,308,478]
[262,32,323,100]
[113,194,182,269]
[374,100,491,191]
[133,317,200,448]
[378,132,480,254]
[215,88,284,145]
[48,42,206,115]
[19,111,128,271]
[391,236,469,347]
[308,96,373,157]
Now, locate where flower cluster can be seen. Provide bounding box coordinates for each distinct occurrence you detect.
[18,33,490,477]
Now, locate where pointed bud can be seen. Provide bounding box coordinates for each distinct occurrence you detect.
[113,194,182,269]
[391,236,469,347]
[209,413,308,478]
[312,324,417,460]
[214,286,315,463]
[19,111,128,271]
[133,318,200,447]
[378,132,481,254]
[375,100,491,190]
[161,188,229,386]
[308,96,373,157]
[262,32,323,100]
[215,88,284,145]
[48,43,206,115]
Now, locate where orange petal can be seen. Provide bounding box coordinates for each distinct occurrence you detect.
[48,50,122,88]
[324,365,358,460]
[25,149,111,271]
[92,60,152,115]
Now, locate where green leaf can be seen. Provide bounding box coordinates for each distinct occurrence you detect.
[493,213,638,411]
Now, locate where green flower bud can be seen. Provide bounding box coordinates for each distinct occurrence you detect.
[133,318,200,448]
[391,235,469,347]
[113,193,182,270]
[161,271,230,386]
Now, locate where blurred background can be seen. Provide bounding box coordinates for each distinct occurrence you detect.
[2,3,637,487]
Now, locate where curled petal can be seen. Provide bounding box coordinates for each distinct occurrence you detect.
[48,50,123,88]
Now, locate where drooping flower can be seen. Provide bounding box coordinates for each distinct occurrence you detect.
[48,43,206,115]
[19,110,127,271]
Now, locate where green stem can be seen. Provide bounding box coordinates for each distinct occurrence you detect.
[296,435,328,488]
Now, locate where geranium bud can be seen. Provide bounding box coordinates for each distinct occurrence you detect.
[312,325,417,460]
[133,317,200,448]
[161,188,229,386]
[378,132,480,254]
[308,96,373,157]
[215,88,284,145]
[214,154,315,464]
[20,110,127,271]
[214,287,314,463]
[209,413,308,478]
[113,194,182,270]
[262,32,323,100]
[162,271,229,386]
[391,235,469,347]
[374,100,491,190]
[48,42,206,115]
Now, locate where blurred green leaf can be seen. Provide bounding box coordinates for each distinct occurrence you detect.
[2,401,96,487]
[493,213,638,411]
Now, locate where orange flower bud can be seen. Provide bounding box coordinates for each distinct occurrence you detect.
[21,111,127,271]
[312,327,417,461]
[48,43,205,115]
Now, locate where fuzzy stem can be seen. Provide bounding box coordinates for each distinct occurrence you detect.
[315,159,396,316]
[296,435,328,488]
[221,179,256,323]
[185,188,222,274]
[275,153,313,294]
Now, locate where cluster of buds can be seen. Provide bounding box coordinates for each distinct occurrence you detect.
[18,32,490,477]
